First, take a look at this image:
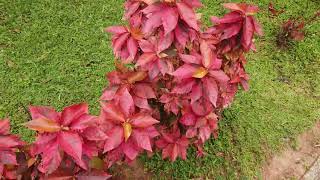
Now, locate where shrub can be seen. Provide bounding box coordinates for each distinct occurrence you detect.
[0,1,262,179]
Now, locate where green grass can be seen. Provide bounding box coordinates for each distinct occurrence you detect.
[1,0,319,179]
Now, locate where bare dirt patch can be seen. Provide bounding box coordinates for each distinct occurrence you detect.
[110,160,152,180]
[262,121,320,180]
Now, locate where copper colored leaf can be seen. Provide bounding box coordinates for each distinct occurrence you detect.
[24,118,61,133]
[127,71,148,84]
[123,122,132,142]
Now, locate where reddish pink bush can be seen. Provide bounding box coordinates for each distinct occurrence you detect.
[0,1,262,179]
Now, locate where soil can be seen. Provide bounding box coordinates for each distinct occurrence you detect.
[110,160,152,180]
[262,121,320,180]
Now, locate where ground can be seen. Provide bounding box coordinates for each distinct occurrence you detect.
[1,0,319,179]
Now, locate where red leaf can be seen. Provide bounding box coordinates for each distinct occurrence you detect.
[241,16,254,50]
[61,103,89,126]
[177,2,199,31]
[211,12,242,24]
[104,126,124,152]
[130,113,159,128]
[100,102,125,123]
[220,22,242,40]
[37,143,61,174]
[58,131,83,166]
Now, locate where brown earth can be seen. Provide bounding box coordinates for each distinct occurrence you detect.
[262,121,320,180]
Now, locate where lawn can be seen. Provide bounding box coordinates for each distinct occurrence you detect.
[1,0,319,179]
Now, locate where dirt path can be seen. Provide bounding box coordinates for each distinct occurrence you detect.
[262,121,320,180]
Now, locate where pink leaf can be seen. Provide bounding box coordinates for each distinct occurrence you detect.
[133,96,152,110]
[179,113,196,126]
[61,103,88,126]
[204,77,219,107]
[0,151,17,165]
[177,2,199,31]
[183,0,203,8]
[133,83,156,99]
[251,16,263,36]
[186,128,197,138]
[136,53,157,67]
[0,119,10,135]
[172,79,195,94]
[83,126,108,141]
[70,114,97,130]
[209,70,230,84]
[139,40,155,53]
[113,33,130,54]
[157,31,174,53]
[133,131,152,151]
[100,102,125,123]
[100,86,119,101]
[190,84,203,104]
[29,106,60,122]
[172,64,196,80]
[200,41,213,68]
[127,37,138,61]
[104,126,124,152]
[118,88,135,117]
[58,131,83,164]
[199,126,211,143]
[130,114,159,128]
[123,141,139,160]
[174,25,189,48]
[179,54,201,64]
[105,26,127,34]
[162,7,179,35]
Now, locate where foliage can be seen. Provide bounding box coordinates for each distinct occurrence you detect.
[0,1,262,179]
